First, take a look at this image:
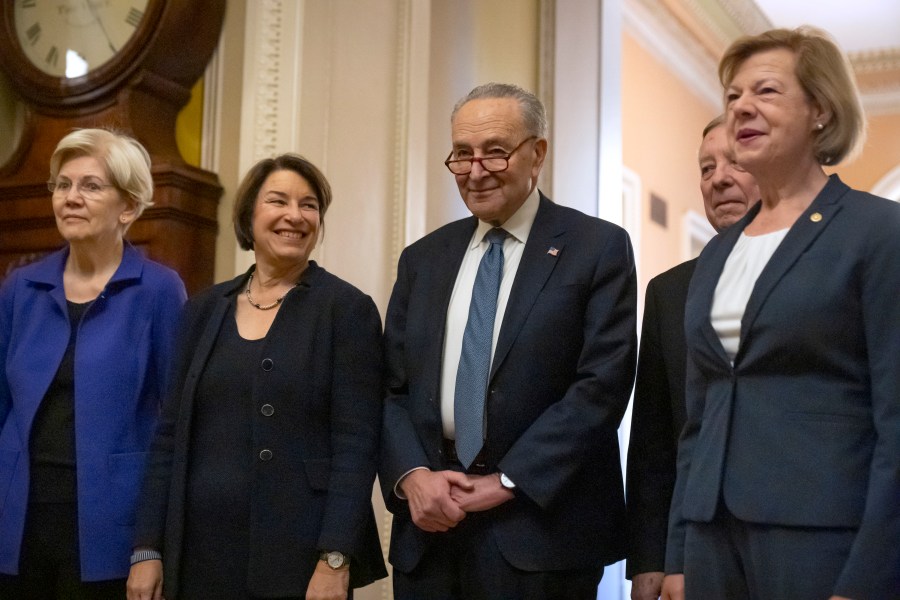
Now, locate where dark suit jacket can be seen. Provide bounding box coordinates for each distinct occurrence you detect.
[135,263,387,598]
[380,193,637,574]
[625,258,695,578]
[666,176,900,598]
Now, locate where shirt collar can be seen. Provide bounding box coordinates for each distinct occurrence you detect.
[470,186,540,249]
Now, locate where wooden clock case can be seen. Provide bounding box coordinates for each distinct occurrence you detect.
[0,0,227,295]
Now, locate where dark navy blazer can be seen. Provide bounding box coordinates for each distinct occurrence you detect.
[666,176,900,598]
[380,193,638,574]
[135,263,387,598]
[626,258,695,578]
[0,244,186,580]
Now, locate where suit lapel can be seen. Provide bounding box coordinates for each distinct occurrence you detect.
[424,219,476,402]
[178,285,236,429]
[490,195,563,379]
[432,222,474,335]
[736,176,847,361]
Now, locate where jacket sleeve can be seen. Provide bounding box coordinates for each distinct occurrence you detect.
[0,273,17,429]
[149,270,187,414]
[133,296,203,551]
[316,291,384,556]
[832,206,900,597]
[379,248,431,515]
[664,349,705,574]
[626,277,678,578]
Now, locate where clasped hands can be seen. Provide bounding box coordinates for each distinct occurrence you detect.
[400,469,514,533]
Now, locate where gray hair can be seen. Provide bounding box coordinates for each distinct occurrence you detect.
[451,82,548,138]
[702,114,726,139]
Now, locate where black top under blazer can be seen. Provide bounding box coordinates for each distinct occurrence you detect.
[666,176,900,598]
[625,258,695,578]
[380,193,638,574]
[135,263,387,598]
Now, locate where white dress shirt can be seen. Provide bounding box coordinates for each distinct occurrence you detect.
[440,187,540,439]
[711,228,788,362]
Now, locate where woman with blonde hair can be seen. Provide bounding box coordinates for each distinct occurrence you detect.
[663,27,900,600]
[0,128,186,598]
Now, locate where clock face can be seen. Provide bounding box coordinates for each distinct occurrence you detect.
[14,0,150,79]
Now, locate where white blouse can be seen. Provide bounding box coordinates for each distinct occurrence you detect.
[711,228,789,362]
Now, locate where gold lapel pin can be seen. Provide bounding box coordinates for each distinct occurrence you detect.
[810,212,823,222]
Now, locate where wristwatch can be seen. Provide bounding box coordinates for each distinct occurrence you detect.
[319,550,350,569]
[499,472,516,490]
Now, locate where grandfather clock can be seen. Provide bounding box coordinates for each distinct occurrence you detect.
[0,0,226,294]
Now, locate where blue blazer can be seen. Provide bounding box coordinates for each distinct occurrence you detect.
[666,176,900,597]
[134,263,387,598]
[0,244,186,581]
[380,193,638,573]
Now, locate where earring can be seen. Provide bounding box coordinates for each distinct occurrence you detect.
[816,123,824,130]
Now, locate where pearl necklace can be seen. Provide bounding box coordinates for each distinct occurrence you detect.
[245,272,293,310]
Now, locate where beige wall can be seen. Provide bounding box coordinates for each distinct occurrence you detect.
[621,31,717,291]
[834,112,900,192]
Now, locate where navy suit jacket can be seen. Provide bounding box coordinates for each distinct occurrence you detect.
[666,176,900,598]
[135,263,387,597]
[625,258,695,578]
[380,193,637,574]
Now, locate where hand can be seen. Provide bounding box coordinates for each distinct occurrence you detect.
[449,473,514,513]
[631,571,664,600]
[660,574,684,600]
[400,469,472,532]
[305,560,350,600]
[126,559,164,600]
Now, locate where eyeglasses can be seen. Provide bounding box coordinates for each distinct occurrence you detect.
[48,179,117,200]
[444,136,537,175]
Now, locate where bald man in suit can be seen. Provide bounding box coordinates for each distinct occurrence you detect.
[626,115,758,600]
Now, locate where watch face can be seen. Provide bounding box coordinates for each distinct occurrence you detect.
[326,552,345,569]
[14,0,150,79]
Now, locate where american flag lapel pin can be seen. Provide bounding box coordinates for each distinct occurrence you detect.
[547,247,559,256]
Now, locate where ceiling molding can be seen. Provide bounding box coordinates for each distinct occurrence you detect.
[851,48,900,74]
[861,88,900,117]
[717,0,772,36]
[624,0,900,115]
[624,0,722,111]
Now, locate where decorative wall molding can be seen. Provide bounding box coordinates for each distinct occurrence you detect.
[201,41,223,174]
[717,0,771,36]
[871,164,900,201]
[683,208,716,260]
[392,0,431,277]
[621,166,642,281]
[537,0,555,196]
[233,0,308,274]
[851,48,900,72]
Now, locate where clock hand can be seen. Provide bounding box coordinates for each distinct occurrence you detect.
[84,0,117,53]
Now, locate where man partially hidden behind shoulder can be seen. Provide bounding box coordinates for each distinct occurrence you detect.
[626,115,758,600]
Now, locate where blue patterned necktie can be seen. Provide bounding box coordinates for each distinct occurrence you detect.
[454,227,507,468]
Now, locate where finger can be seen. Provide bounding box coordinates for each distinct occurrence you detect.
[444,471,475,490]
